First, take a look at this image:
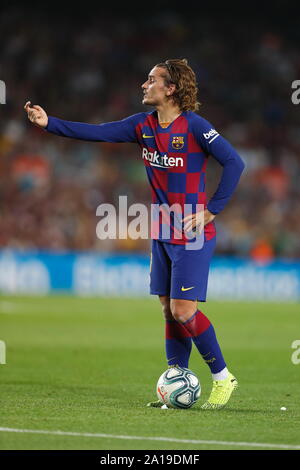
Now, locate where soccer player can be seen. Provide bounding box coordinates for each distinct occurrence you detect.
[24,59,245,410]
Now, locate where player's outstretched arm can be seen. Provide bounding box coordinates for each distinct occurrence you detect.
[24,110,143,144]
[24,101,48,128]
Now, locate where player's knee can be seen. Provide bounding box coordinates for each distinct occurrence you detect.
[171,309,191,323]
[170,300,196,323]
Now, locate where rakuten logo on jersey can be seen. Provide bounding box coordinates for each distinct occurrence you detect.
[142,148,183,168]
[203,129,219,143]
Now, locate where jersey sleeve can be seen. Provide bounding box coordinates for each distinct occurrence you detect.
[45,113,145,143]
[190,114,245,215]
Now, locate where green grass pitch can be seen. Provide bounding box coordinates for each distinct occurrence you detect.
[0,295,299,450]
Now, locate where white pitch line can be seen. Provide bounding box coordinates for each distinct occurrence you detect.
[0,427,299,450]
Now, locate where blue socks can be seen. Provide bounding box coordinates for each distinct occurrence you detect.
[165,310,227,374]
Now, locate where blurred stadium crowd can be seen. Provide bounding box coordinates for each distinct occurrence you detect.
[1,5,300,260]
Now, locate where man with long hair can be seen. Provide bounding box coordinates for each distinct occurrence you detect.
[24,58,245,409]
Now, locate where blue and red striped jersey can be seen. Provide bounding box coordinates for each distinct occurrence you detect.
[46,110,245,244]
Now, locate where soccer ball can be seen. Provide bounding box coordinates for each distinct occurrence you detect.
[156,366,201,409]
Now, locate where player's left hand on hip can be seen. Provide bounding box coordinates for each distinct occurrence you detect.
[182,209,215,234]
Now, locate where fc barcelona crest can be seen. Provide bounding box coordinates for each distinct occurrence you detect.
[172,136,184,150]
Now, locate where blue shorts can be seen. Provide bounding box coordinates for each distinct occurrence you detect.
[150,237,216,301]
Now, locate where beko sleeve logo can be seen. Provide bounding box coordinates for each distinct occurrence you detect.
[203,128,219,143]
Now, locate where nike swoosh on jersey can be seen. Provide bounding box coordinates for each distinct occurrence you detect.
[181,286,195,291]
[142,133,154,138]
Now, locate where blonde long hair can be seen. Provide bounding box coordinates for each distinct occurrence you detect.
[155,58,200,112]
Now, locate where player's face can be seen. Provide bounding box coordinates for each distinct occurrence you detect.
[141,67,171,107]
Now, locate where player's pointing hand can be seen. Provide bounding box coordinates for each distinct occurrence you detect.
[24,101,48,128]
